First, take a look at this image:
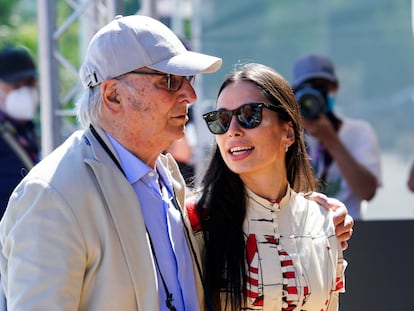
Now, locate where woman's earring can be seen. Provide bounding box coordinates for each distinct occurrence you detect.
[285,143,289,153]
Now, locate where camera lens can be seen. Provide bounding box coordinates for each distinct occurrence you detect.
[294,86,325,119]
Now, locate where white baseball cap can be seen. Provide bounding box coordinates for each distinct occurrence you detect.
[79,15,222,88]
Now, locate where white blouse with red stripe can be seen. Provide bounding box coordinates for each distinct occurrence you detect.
[242,186,346,311]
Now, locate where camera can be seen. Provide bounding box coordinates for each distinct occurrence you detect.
[294,84,327,119]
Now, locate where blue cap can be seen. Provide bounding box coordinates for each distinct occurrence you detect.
[0,47,37,83]
[292,53,338,89]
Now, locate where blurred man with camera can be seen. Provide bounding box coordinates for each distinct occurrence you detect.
[292,53,381,220]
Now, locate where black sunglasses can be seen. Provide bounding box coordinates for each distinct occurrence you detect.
[202,102,284,135]
[128,71,195,92]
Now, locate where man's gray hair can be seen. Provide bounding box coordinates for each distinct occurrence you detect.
[76,86,103,129]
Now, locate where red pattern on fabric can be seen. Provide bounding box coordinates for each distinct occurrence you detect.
[247,275,259,287]
[273,234,306,311]
[264,234,277,244]
[284,304,297,311]
[185,201,201,232]
[301,285,310,307]
[246,288,259,299]
[246,234,259,266]
[335,277,344,291]
[283,271,295,278]
[249,266,259,274]
[281,259,294,266]
[252,295,264,307]
[246,234,261,302]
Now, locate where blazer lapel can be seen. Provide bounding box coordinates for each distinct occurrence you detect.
[84,128,160,310]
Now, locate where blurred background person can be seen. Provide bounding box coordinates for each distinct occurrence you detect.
[0,46,39,217]
[164,105,196,187]
[407,162,414,192]
[292,53,381,220]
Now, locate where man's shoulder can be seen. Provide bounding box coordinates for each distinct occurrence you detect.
[340,116,378,141]
[341,116,374,131]
[27,130,89,179]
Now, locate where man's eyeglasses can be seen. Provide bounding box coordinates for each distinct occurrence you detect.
[128,71,195,92]
[202,102,285,135]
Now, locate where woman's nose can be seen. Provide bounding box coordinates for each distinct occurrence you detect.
[227,115,243,136]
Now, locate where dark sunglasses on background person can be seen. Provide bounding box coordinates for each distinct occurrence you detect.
[128,71,195,92]
[202,102,285,135]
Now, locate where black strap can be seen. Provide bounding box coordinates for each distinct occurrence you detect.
[147,228,177,311]
[90,125,125,175]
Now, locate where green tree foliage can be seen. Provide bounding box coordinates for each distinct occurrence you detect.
[0,0,141,63]
[0,0,37,57]
[0,0,16,25]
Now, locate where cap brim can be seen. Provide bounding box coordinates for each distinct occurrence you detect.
[292,72,337,89]
[2,69,37,83]
[148,50,222,76]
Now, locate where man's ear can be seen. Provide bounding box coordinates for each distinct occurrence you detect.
[101,79,122,113]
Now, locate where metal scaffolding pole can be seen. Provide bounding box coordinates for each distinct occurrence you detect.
[37,0,196,159]
[37,0,122,157]
[37,0,59,157]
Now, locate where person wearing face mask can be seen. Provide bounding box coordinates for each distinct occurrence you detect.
[0,46,39,217]
[292,53,382,220]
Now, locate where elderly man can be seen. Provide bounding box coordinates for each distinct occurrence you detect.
[0,15,220,311]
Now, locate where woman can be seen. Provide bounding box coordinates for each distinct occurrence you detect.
[196,63,345,310]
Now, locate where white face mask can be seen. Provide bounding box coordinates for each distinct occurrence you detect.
[4,86,38,120]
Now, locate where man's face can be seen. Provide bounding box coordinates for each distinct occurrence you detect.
[103,68,197,166]
[0,78,37,112]
[0,80,13,111]
[307,78,337,93]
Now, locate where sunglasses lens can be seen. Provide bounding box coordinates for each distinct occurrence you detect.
[186,75,195,85]
[203,110,232,134]
[168,75,195,91]
[169,75,179,91]
[237,104,262,129]
[203,103,264,134]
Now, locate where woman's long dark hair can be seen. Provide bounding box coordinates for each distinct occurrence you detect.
[197,63,316,310]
